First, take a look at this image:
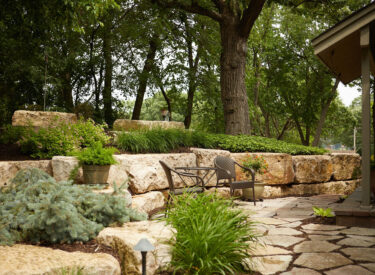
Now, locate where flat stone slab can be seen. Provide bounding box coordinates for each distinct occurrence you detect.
[268,227,303,236]
[293,241,340,253]
[280,267,320,275]
[263,235,304,248]
[341,227,375,236]
[301,224,346,231]
[254,217,289,225]
[302,230,342,235]
[252,244,292,256]
[337,237,374,247]
[308,235,343,241]
[251,255,293,275]
[0,244,120,275]
[341,247,375,262]
[361,263,375,273]
[347,235,375,243]
[324,265,375,275]
[279,221,302,228]
[294,253,352,270]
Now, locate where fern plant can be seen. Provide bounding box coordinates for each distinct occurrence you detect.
[76,142,117,166]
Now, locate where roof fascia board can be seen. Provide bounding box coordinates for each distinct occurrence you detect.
[313,12,375,55]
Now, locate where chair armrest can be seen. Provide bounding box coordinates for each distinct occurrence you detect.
[234,162,255,181]
[170,169,205,187]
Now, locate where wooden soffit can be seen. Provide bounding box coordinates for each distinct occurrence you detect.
[312,3,375,84]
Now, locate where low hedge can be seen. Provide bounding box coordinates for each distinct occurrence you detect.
[116,129,326,155]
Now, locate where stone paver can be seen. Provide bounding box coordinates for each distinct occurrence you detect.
[263,235,304,248]
[341,247,375,262]
[253,244,292,255]
[253,217,289,225]
[308,235,343,241]
[337,237,374,247]
[280,267,321,275]
[279,221,302,228]
[239,195,375,275]
[268,227,303,236]
[294,253,352,270]
[341,227,375,236]
[301,224,346,231]
[302,229,342,235]
[361,263,375,272]
[252,255,293,275]
[293,241,339,253]
[324,265,375,275]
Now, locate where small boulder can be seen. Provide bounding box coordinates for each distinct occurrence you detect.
[12,110,77,128]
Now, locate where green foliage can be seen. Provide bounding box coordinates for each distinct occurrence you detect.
[19,119,110,159]
[242,155,268,175]
[0,125,25,144]
[312,206,335,218]
[75,142,117,165]
[0,168,146,245]
[116,129,326,155]
[164,193,258,274]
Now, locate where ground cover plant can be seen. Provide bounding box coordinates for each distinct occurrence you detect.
[164,192,259,274]
[15,119,109,159]
[0,168,146,246]
[116,128,326,155]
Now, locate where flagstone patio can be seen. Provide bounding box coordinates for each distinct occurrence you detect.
[235,195,375,274]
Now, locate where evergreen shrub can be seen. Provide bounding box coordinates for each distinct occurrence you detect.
[0,168,146,245]
[164,193,259,274]
[18,119,110,159]
[116,129,326,155]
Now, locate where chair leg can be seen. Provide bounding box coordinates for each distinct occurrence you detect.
[230,186,234,196]
[252,187,256,206]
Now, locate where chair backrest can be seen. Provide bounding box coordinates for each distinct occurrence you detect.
[214,155,236,181]
[159,160,176,192]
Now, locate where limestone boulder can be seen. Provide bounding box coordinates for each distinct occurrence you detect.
[115,153,196,194]
[231,153,294,185]
[113,119,184,131]
[261,180,359,199]
[293,155,333,183]
[0,160,52,187]
[331,153,361,180]
[191,148,230,186]
[132,191,165,216]
[97,221,173,275]
[12,110,77,128]
[0,244,120,275]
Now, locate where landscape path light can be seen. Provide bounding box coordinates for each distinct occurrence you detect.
[134,238,155,275]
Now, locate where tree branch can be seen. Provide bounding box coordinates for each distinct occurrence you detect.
[153,0,222,22]
[240,0,266,37]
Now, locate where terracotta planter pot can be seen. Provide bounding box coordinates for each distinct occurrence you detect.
[242,182,266,200]
[82,165,110,184]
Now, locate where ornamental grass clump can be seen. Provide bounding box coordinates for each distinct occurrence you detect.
[0,168,146,246]
[164,193,259,274]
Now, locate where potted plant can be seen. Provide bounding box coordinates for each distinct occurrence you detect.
[76,142,118,184]
[241,155,268,200]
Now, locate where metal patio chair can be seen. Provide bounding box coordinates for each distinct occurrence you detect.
[159,160,205,213]
[214,155,256,205]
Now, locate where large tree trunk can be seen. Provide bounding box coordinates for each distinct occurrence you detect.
[102,17,114,127]
[220,21,250,135]
[59,71,74,112]
[312,77,340,147]
[131,35,158,120]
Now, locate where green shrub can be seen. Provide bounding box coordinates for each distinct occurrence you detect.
[0,168,146,245]
[312,206,335,218]
[75,142,118,165]
[164,193,258,274]
[18,119,110,159]
[0,125,25,144]
[116,129,326,155]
